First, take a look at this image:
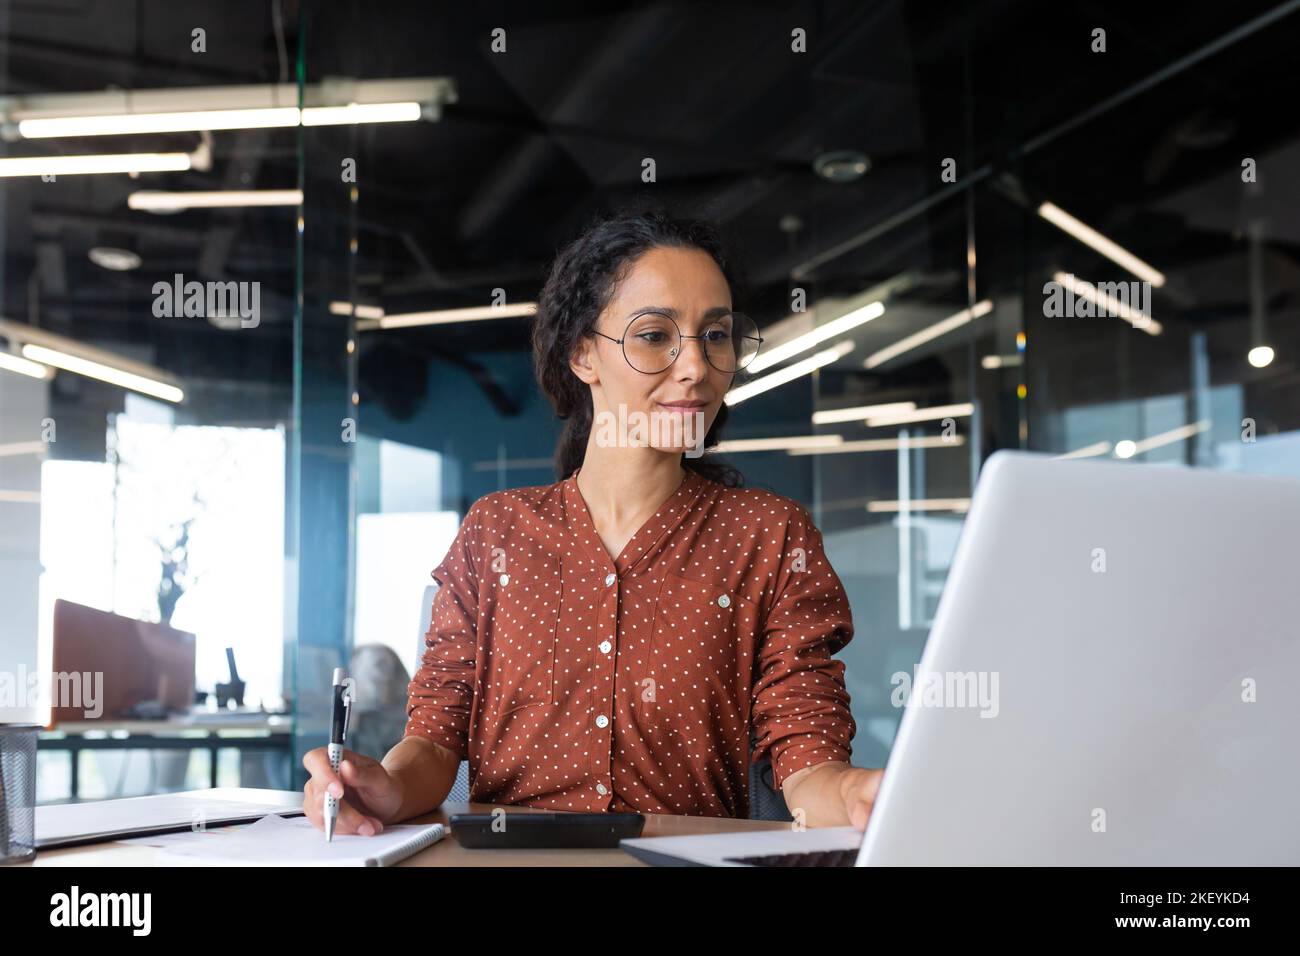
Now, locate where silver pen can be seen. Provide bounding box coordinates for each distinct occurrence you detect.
[323,667,354,842]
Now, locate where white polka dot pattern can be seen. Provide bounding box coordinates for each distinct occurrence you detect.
[403,467,857,818]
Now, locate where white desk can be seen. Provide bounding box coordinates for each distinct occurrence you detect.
[23,787,788,867]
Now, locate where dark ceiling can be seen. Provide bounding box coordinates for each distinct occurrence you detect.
[1,0,1297,428]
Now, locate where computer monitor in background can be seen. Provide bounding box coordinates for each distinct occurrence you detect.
[49,599,195,725]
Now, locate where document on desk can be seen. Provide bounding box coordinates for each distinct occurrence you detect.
[36,788,304,848]
[155,813,446,866]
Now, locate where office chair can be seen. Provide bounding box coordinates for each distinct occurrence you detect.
[346,644,413,762]
[747,733,793,821]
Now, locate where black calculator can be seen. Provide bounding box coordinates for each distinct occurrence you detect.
[450,811,645,849]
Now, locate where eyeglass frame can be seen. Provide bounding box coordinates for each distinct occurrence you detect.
[589,310,764,374]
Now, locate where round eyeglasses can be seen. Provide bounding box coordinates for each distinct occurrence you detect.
[591,311,763,374]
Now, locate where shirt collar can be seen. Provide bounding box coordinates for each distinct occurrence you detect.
[564,466,708,575]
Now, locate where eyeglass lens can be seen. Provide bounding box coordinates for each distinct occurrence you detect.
[622,312,761,374]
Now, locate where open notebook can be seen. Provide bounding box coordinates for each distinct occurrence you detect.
[154,812,446,866]
[36,788,306,848]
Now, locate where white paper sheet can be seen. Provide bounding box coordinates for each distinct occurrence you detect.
[155,813,446,866]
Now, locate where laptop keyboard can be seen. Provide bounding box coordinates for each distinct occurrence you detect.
[723,848,859,867]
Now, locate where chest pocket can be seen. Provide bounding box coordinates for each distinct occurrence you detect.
[485,556,561,715]
[649,572,759,711]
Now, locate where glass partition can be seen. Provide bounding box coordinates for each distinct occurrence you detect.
[0,1,301,800]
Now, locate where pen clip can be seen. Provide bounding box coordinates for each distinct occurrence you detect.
[339,676,356,742]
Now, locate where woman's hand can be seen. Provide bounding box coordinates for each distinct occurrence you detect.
[838,766,884,831]
[302,747,404,836]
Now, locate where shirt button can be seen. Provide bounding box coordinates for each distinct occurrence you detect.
[599,640,612,654]
[596,783,608,796]
[717,594,731,608]
[604,572,616,587]
[595,714,609,728]
[499,574,509,586]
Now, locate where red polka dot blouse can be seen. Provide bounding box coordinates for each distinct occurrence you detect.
[404,466,857,818]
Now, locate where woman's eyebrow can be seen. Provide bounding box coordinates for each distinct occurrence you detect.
[625,305,734,321]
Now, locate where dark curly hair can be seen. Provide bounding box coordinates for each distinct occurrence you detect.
[532,207,745,487]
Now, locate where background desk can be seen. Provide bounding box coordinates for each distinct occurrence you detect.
[39,715,294,799]
[26,792,790,866]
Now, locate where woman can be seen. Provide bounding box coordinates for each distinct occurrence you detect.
[303,209,883,834]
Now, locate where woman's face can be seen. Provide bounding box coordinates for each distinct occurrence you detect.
[572,245,735,456]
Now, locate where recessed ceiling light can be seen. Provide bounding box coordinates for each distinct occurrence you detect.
[812,150,871,184]
[87,247,141,271]
[205,311,246,331]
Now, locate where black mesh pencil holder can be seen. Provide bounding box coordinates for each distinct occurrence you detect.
[0,723,39,864]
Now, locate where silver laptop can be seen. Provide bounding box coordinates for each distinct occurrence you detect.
[620,450,1300,866]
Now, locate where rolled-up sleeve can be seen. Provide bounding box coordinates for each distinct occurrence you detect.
[751,506,857,791]
[404,501,483,759]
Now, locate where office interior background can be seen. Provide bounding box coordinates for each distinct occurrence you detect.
[0,0,1296,806]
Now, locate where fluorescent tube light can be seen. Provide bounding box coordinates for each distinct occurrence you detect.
[725,341,854,406]
[714,435,844,454]
[129,189,302,211]
[1052,271,1162,335]
[0,151,190,177]
[369,302,537,330]
[4,79,453,142]
[747,301,883,374]
[1127,420,1211,456]
[21,345,183,403]
[1054,441,1112,460]
[1,319,184,403]
[302,102,422,126]
[329,301,386,320]
[789,435,965,455]
[865,402,974,427]
[18,102,421,138]
[864,300,994,369]
[0,351,53,380]
[21,107,298,137]
[1037,201,1166,287]
[811,402,917,425]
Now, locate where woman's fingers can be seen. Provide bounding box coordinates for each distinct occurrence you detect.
[301,746,386,833]
[301,747,343,797]
[302,781,383,835]
[333,798,385,836]
[339,755,403,820]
